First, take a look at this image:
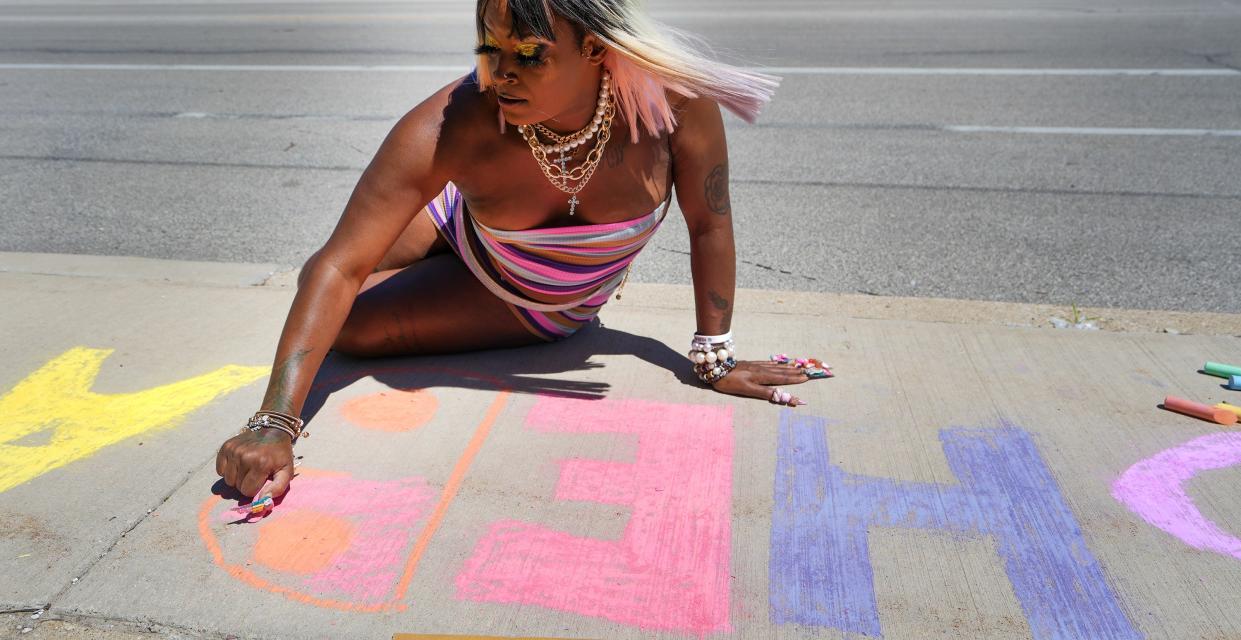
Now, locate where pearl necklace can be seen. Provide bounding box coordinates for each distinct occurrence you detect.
[517,72,614,216]
[533,72,610,156]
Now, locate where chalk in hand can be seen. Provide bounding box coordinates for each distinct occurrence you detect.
[1163,395,1238,425]
[233,495,273,516]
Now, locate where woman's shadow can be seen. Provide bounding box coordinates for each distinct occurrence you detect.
[211,320,693,502]
[299,319,699,425]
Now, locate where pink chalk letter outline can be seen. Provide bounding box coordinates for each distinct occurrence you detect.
[456,397,734,633]
[1112,432,1241,560]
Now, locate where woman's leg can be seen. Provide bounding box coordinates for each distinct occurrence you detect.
[297,206,546,357]
[298,205,448,288]
[333,254,546,356]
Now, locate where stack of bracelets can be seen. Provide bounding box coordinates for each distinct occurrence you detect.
[243,409,309,444]
[687,331,736,384]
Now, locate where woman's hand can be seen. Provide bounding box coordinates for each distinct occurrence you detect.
[215,428,295,499]
[711,360,811,406]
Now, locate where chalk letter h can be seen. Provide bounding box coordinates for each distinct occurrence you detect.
[770,411,1139,639]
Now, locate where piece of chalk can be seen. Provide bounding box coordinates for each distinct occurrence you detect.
[1228,374,1241,390]
[1216,402,1241,420]
[1164,395,1237,425]
[1203,361,1241,378]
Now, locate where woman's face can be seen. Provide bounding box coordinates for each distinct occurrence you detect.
[478,2,605,128]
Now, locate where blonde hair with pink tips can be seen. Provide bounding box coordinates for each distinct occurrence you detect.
[476,0,779,143]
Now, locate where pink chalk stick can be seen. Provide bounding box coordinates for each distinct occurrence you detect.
[1164,395,1237,425]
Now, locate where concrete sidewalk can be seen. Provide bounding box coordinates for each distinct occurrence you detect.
[1,252,1239,640]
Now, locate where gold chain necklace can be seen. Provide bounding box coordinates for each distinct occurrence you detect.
[516,74,614,216]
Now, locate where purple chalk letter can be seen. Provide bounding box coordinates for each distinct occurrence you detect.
[770,411,1139,639]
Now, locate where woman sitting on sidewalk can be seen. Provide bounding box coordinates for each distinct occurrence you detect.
[216,0,817,499]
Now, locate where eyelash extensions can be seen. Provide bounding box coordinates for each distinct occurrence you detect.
[472,42,545,67]
[474,0,779,143]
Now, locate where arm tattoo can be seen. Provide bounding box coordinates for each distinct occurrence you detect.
[262,347,311,414]
[714,291,729,329]
[705,163,731,216]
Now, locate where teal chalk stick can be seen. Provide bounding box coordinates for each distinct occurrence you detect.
[1229,374,1241,390]
[1204,361,1241,378]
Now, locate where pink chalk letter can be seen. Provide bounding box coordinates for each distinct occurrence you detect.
[1112,432,1241,560]
[456,397,734,633]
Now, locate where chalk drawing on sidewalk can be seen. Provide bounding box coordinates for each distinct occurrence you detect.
[199,471,437,609]
[0,346,268,494]
[1112,432,1241,560]
[340,388,439,432]
[456,397,735,634]
[770,410,1140,639]
[199,366,510,612]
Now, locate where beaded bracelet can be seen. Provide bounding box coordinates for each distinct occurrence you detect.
[695,357,737,384]
[687,332,737,384]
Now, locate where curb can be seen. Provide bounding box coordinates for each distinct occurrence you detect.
[4,251,1239,336]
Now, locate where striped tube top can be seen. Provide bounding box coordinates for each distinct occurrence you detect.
[427,182,670,313]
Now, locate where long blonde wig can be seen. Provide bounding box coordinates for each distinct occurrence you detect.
[475,0,779,143]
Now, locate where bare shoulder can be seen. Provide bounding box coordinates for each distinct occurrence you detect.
[378,75,497,181]
[668,93,725,156]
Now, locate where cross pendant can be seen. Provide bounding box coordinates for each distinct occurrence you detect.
[568,195,579,216]
[555,152,570,173]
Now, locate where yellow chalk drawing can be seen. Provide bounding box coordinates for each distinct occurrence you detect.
[0,347,269,494]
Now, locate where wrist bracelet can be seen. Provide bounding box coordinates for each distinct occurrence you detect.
[692,330,733,346]
[688,333,737,384]
[245,410,308,444]
[695,357,736,384]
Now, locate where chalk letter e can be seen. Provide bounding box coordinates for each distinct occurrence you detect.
[456,397,734,634]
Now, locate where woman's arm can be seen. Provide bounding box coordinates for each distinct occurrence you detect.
[670,96,809,404]
[215,82,459,498]
[670,96,736,335]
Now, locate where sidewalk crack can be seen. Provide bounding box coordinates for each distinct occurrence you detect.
[42,450,220,610]
[652,245,819,282]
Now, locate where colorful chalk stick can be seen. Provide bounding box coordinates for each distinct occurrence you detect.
[1216,402,1241,420]
[1163,396,1238,425]
[1203,361,1241,379]
[1228,375,1241,391]
[233,495,273,515]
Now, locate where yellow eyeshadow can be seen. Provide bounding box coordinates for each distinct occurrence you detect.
[515,43,540,57]
[484,35,499,48]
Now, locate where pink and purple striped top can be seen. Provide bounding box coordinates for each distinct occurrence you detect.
[427,182,670,340]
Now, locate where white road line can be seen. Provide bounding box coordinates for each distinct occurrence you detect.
[764,67,1241,77]
[1,63,1239,77]
[945,125,1241,136]
[0,63,470,72]
[18,107,1241,138]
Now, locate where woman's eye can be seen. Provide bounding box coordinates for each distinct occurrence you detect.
[516,54,544,67]
[473,44,500,55]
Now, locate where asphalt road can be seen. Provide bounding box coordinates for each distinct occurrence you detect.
[1,0,1239,312]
